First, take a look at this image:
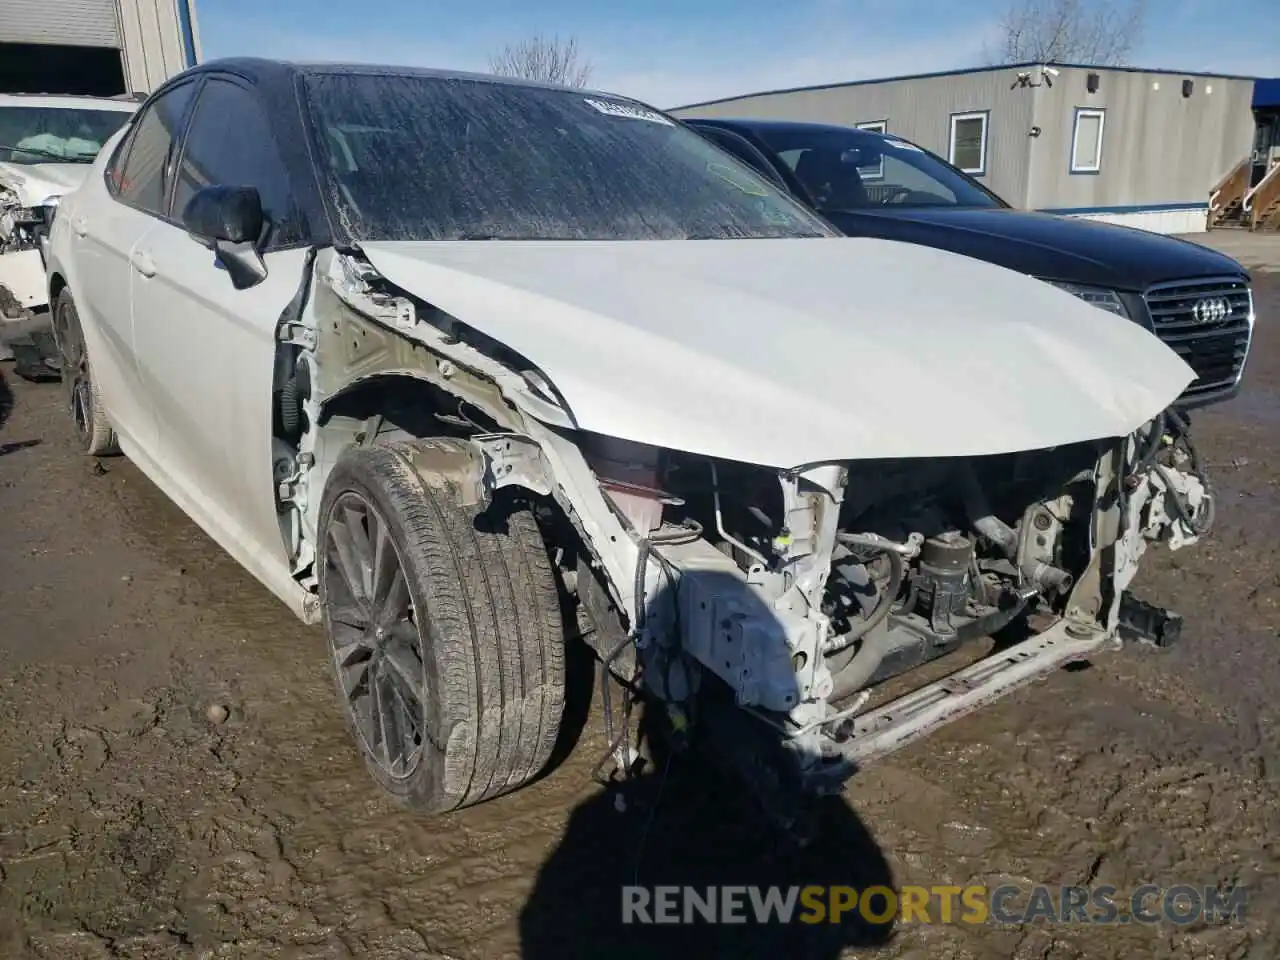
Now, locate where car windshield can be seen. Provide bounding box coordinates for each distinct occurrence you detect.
[301,73,836,242]
[0,105,132,164]
[752,126,1006,212]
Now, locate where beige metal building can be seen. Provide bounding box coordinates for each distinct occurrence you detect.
[0,0,200,96]
[672,63,1263,235]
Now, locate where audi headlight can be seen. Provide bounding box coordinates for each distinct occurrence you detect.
[1049,281,1130,319]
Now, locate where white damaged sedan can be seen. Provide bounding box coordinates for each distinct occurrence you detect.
[1,93,137,313]
[45,59,1213,832]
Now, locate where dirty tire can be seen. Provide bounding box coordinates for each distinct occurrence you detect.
[0,367,12,432]
[53,289,118,456]
[318,439,565,813]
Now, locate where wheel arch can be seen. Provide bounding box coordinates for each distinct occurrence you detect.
[303,372,562,554]
[317,369,514,438]
[298,369,623,627]
[48,269,68,306]
[46,271,69,352]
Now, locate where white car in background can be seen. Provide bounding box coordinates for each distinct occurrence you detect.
[45,59,1214,837]
[1,93,138,323]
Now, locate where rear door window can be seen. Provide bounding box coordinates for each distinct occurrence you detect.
[110,81,198,216]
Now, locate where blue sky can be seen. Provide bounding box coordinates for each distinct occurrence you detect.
[194,0,1280,108]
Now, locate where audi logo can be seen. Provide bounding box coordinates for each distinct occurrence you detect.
[1191,296,1231,325]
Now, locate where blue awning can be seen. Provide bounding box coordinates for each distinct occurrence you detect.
[1254,78,1280,110]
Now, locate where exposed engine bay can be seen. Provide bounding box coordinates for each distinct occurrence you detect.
[567,409,1211,821]
[0,183,56,318]
[0,182,54,257]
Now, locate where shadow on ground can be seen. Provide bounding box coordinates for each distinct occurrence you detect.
[521,633,897,959]
[520,756,895,959]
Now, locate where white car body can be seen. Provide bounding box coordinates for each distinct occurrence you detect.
[50,148,1194,614]
[0,93,137,314]
[45,61,1215,826]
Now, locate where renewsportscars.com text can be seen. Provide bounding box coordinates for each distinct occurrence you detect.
[621,884,1247,926]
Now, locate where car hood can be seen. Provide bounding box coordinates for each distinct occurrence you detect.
[0,161,91,206]
[823,207,1247,289]
[358,237,1195,468]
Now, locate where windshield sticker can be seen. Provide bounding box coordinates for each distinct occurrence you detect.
[583,97,673,125]
[884,137,924,153]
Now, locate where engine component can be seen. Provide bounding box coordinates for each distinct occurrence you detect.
[1142,460,1212,548]
[576,552,637,678]
[823,531,917,655]
[1116,591,1183,648]
[960,465,1018,557]
[914,531,974,636]
[1015,498,1074,595]
[582,436,669,536]
[677,557,817,711]
[0,187,54,256]
[277,358,312,440]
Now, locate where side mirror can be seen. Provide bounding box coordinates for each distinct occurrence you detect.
[181,185,268,290]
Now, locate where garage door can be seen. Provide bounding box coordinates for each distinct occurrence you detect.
[0,0,121,47]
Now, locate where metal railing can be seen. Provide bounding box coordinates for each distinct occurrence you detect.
[1242,161,1280,230]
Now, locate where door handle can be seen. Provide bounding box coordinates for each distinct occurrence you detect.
[130,250,157,278]
[71,216,89,237]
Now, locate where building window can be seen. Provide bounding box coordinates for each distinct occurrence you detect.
[1071,107,1105,173]
[948,111,988,176]
[854,119,887,179]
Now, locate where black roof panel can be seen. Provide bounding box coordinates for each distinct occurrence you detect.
[172,57,623,98]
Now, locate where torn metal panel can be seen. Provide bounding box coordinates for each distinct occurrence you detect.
[831,618,1110,768]
[301,249,645,624]
[316,249,573,431]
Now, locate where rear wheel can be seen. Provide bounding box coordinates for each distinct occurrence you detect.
[0,367,12,432]
[318,439,565,812]
[53,289,118,456]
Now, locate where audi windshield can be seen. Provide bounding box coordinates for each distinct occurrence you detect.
[755,125,1007,212]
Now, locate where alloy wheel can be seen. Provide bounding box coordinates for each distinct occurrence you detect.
[324,490,428,779]
[57,304,91,443]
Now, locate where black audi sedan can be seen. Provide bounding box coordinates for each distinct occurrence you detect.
[685,117,1255,408]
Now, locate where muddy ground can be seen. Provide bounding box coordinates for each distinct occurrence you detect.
[1,237,1278,960]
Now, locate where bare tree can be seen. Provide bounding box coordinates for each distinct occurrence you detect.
[488,33,593,88]
[988,0,1147,66]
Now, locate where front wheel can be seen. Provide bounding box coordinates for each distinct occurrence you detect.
[53,289,118,456]
[318,439,566,813]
